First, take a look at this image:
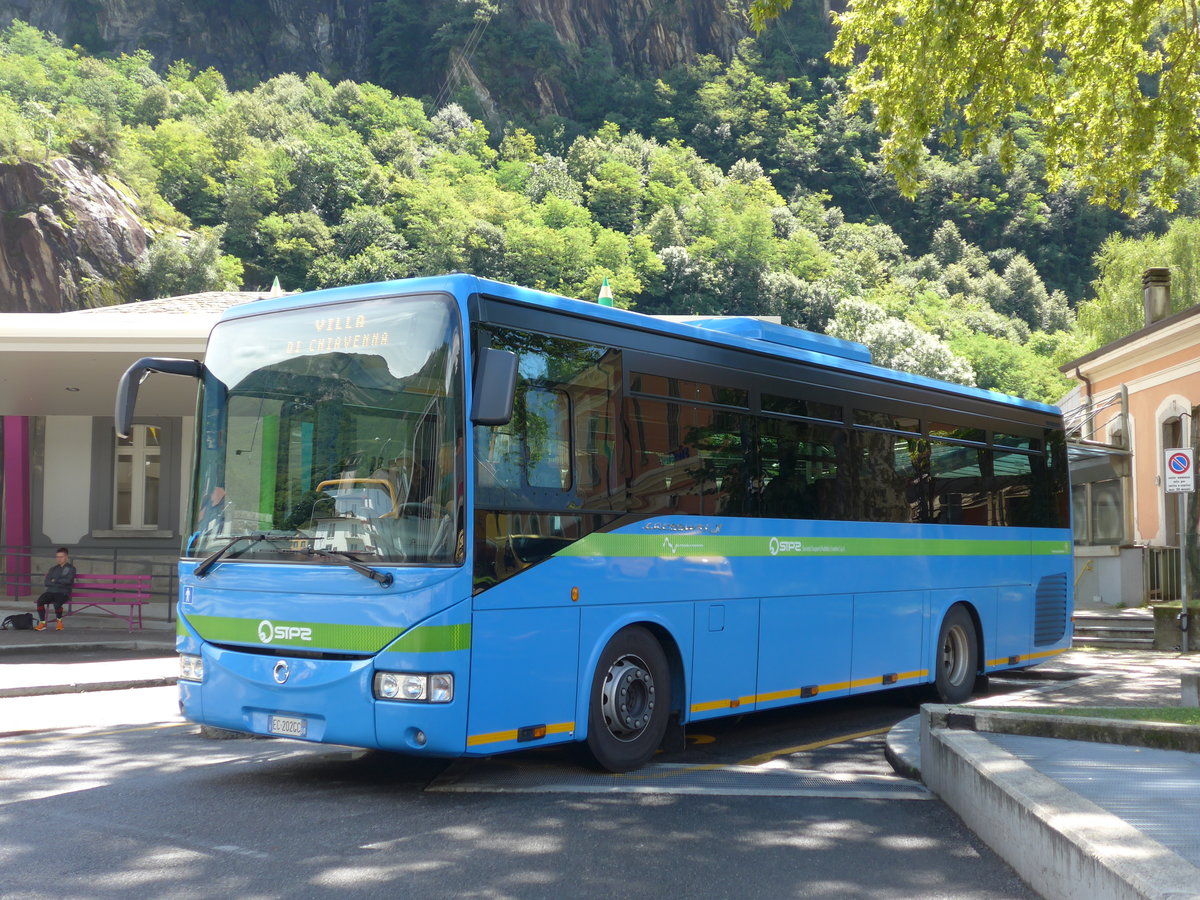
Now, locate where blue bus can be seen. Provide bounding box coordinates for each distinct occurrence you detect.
[117,274,1073,772]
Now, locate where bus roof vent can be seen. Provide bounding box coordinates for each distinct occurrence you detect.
[686,317,872,364]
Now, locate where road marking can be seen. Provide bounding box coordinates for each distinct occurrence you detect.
[738,726,892,767]
[428,725,925,798]
[429,759,928,799]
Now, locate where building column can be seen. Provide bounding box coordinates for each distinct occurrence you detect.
[3,416,32,596]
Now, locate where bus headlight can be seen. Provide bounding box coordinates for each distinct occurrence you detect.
[179,653,204,682]
[373,671,453,703]
[428,673,453,703]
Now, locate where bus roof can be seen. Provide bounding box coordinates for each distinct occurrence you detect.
[219,273,1061,417]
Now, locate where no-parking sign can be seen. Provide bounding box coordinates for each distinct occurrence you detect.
[1164,448,1195,493]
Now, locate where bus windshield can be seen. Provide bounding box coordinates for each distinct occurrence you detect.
[188,293,464,566]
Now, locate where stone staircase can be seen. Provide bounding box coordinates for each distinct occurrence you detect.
[1071,608,1155,650]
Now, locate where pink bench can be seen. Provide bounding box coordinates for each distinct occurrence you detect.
[66,573,150,631]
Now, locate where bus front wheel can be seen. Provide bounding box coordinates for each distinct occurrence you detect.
[932,605,978,704]
[583,626,671,773]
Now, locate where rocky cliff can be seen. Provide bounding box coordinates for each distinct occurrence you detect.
[516,0,742,72]
[0,0,747,97]
[0,1,752,310]
[0,158,149,312]
[0,0,374,83]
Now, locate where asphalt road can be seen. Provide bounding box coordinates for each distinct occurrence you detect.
[0,676,1041,899]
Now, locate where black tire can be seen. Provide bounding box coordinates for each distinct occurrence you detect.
[583,626,671,773]
[932,605,979,704]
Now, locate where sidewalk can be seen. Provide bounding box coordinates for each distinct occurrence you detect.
[888,650,1200,900]
[0,610,177,697]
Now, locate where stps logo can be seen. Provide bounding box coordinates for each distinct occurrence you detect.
[258,619,313,644]
[662,535,704,554]
[769,537,804,556]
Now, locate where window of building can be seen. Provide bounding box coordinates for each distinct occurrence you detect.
[114,424,161,529]
[1072,479,1124,546]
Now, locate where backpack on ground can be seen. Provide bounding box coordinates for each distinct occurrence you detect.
[2,613,35,630]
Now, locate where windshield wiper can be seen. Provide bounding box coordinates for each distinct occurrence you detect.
[301,547,394,587]
[193,532,393,587]
[194,532,276,578]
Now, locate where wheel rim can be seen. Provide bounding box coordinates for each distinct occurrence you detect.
[600,653,656,742]
[941,623,969,687]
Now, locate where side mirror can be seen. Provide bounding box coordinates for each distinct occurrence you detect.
[116,357,204,438]
[470,348,517,426]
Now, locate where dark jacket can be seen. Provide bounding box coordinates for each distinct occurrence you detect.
[43,563,76,596]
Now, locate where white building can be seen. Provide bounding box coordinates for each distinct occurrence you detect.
[0,292,275,620]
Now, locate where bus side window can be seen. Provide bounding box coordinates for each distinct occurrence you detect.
[992,448,1034,526]
[759,418,846,521]
[692,408,755,518]
[854,430,919,523]
[930,442,989,525]
[525,388,570,490]
[626,396,683,515]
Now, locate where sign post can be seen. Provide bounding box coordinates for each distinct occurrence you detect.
[1165,448,1194,652]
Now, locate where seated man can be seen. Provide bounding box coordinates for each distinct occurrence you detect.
[35,547,76,631]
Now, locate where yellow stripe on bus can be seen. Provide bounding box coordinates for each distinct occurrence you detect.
[466,721,574,748]
[691,669,929,713]
[986,647,1067,668]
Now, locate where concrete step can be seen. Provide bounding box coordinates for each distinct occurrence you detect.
[1071,610,1154,650]
[1075,628,1156,643]
[1071,635,1155,649]
[1072,609,1153,622]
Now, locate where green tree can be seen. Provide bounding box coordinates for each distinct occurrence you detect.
[1076,218,1200,347]
[827,299,975,384]
[585,159,643,232]
[137,226,243,299]
[1000,255,1049,329]
[222,145,293,259]
[133,119,222,221]
[253,212,333,291]
[309,245,411,289]
[951,332,1072,403]
[752,0,1200,209]
[280,123,384,219]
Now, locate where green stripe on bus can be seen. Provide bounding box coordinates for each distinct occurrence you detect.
[184,614,471,654]
[185,614,398,652]
[386,623,472,653]
[555,533,1071,559]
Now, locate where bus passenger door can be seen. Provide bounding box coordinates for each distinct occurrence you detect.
[466,608,580,753]
[757,594,853,709]
[850,591,926,694]
[689,599,760,720]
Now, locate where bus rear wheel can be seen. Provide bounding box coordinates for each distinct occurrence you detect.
[583,626,671,773]
[932,605,978,704]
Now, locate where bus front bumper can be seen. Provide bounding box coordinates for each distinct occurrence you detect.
[179,644,468,755]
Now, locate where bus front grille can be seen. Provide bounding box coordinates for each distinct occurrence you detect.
[210,642,372,662]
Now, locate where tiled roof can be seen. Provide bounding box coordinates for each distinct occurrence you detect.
[66,291,286,315]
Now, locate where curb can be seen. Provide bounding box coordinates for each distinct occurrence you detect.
[920,706,1200,900]
[949,705,1200,754]
[0,640,175,655]
[883,715,921,781]
[0,677,178,699]
[926,725,1199,900]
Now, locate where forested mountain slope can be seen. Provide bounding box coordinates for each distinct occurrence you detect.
[1,5,1198,402]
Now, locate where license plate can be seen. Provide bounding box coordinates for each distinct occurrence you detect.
[268,715,307,738]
